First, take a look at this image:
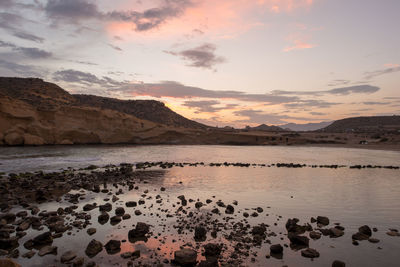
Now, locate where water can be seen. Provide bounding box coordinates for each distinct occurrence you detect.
[0,145,399,266]
[1,145,399,173]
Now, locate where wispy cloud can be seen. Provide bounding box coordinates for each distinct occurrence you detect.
[364,64,400,80]
[164,43,226,70]
[0,40,52,59]
[183,100,238,113]
[272,85,380,96]
[44,0,194,32]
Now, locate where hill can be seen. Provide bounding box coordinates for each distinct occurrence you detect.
[319,116,400,133]
[281,121,333,132]
[246,124,286,132]
[73,94,205,129]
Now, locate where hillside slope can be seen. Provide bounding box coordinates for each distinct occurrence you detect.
[74,94,206,129]
[0,77,205,145]
[320,116,400,133]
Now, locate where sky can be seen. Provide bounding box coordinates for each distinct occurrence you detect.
[0,0,399,127]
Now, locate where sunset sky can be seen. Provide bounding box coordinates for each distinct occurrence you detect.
[0,0,399,127]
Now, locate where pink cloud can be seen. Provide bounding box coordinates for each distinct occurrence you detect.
[283,39,315,51]
[105,0,315,40]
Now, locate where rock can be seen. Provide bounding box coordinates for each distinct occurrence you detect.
[98,212,109,225]
[72,257,84,266]
[332,260,346,267]
[368,238,380,243]
[174,248,197,265]
[329,228,344,238]
[122,214,131,220]
[85,239,103,258]
[61,250,77,263]
[270,244,283,254]
[83,204,96,211]
[288,233,309,248]
[32,231,53,245]
[195,202,203,209]
[38,245,57,256]
[126,201,137,207]
[0,259,21,267]
[121,252,133,259]
[301,248,320,258]
[352,232,369,241]
[195,226,207,241]
[17,221,31,231]
[128,222,150,240]
[23,134,45,145]
[22,250,35,258]
[0,237,18,250]
[87,228,96,236]
[134,210,142,216]
[243,212,249,218]
[251,225,267,236]
[316,216,329,226]
[110,216,121,225]
[359,225,372,237]
[99,203,112,212]
[4,132,24,146]
[104,240,121,254]
[309,231,321,240]
[115,207,125,216]
[225,205,234,214]
[386,231,400,237]
[197,258,218,267]
[203,243,222,257]
[0,213,16,223]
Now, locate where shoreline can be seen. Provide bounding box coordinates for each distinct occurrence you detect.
[1,142,400,152]
[0,164,399,266]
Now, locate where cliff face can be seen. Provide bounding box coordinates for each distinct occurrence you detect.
[0,77,204,145]
[73,94,206,129]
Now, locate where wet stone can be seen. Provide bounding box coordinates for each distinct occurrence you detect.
[126,201,137,207]
[38,245,57,256]
[87,228,96,236]
[301,248,320,258]
[174,248,197,266]
[115,207,125,216]
[195,226,207,241]
[61,250,77,263]
[85,239,103,258]
[105,239,121,254]
[270,244,283,254]
[332,260,346,267]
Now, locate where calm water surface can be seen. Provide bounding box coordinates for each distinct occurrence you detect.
[0,145,399,266]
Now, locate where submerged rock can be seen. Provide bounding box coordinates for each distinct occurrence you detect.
[85,239,103,258]
[270,244,283,254]
[195,226,207,241]
[174,248,197,265]
[128,222,150,240]
[38,245,57,256]
[61,250,77,263]
[104,240,121,254]
[32,232,53,246]
[301,248,320,258]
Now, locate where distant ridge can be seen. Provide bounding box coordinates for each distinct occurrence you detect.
[280,121,333,132]
[319,116,400,133]
[246,124,286,132]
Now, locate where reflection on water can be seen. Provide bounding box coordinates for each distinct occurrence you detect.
[0,145,399,173]
[7,163,400,267]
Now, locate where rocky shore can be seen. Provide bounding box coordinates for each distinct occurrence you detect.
[0,163,399,267]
